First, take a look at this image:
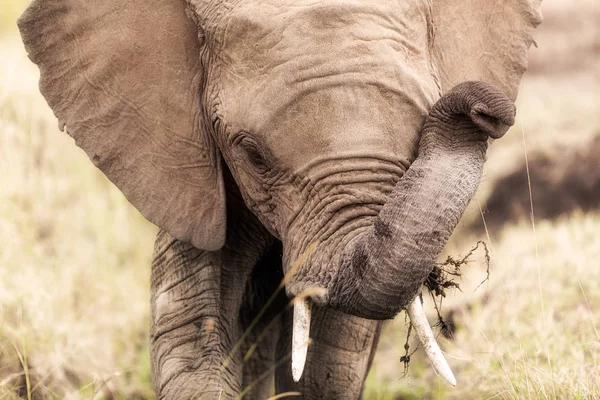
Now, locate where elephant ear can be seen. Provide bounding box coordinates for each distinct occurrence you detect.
[18,0,226,250]
[431,0,543,101]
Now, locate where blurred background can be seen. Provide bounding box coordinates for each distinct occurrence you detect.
[1,0,598,398]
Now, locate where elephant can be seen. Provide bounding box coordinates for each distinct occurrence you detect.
[18,0,542,398]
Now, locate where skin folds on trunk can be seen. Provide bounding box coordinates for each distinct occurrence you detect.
[328,81,516,320]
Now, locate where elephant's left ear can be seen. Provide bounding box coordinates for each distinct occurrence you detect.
[431,0,543,101]
[18,0,226,251]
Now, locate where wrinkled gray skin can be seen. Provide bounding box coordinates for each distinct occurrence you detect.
[150,81,515,399]
[19,0,541,398]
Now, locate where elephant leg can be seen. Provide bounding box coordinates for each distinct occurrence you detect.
[275,306,383,399]
[239,241,288,399]
[150,206,274,398]
[240,323,282,399]
[150,230,230,398]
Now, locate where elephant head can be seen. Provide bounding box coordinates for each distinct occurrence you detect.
[19,0,541,387]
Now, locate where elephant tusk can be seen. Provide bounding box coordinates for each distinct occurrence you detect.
[407,297,457,386]
[292,298,311,382]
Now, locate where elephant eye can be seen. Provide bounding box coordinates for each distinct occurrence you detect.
[237,135,270,174]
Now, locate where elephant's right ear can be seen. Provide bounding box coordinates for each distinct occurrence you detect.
[18,0,226,250]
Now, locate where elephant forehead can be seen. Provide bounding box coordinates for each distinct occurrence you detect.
[219,0,434,70]
[215,0,440,168]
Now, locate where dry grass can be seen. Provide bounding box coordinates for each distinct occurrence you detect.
[366,212,600,399]
[0,28,157,399]
[1,0,599,398]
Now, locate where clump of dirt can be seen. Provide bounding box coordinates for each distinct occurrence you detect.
[425,241,491,299]
[400,241,490,374]
[427,241,490,340]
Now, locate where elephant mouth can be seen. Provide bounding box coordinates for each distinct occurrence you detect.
[290,290,456,386]
[285,249,456,385]
[284,223,457,386]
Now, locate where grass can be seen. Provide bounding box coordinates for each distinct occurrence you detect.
[1,0,599,398]
[365,212,600,399]
[0,9,157,397]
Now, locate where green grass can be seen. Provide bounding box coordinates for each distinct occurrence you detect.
[2,0,599,398]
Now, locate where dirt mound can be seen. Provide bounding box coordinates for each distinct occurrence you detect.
[475,135,600,231]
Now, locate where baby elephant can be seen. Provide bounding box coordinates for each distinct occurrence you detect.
[19,0,541,398]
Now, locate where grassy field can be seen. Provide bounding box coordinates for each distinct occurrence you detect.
[1,6,157,398]
[1,0,599,398]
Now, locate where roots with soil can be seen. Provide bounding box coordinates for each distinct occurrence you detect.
[400,241,491,374]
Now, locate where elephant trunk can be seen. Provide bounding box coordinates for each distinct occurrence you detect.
[327,81,515,320]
